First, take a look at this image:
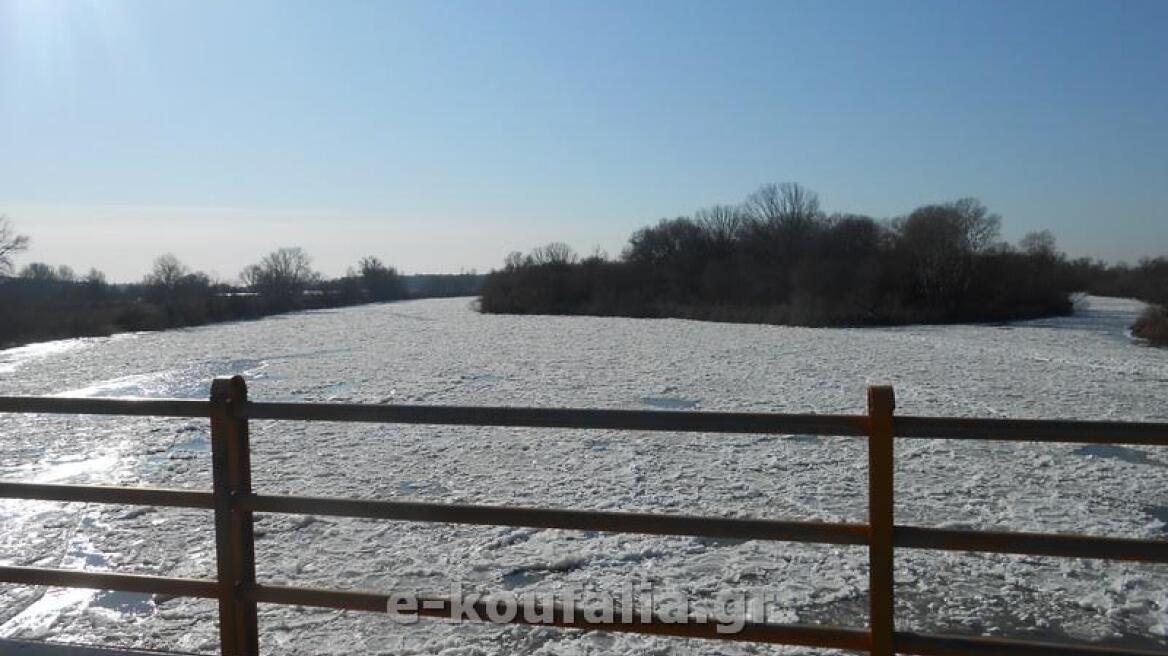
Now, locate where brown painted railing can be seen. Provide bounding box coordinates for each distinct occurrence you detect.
[1,376,1166,656]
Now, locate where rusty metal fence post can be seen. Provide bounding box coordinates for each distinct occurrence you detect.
[867,386,895,656]
[211,376,259,655]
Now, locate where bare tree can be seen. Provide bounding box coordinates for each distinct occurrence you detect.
[951,197,1002,254]
[895,198,1003,306]
[743,182,821,228]
[693,204,744,245]
[144,254,190,292]
[240,265,262,289]
[357,256,384,275]
[55,265,76,283]
[0,216,30,275]
[624,218,706,265]
[19,262,56,281]
[356,255,404,301]
[503,251,526,270]
[83,268,108,300]
[528,242,577,266]
[1019,230,1057,258]
[584,245,609,263]
[242,247,319,303]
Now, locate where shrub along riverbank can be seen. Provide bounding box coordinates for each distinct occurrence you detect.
[1098,257,1168,345]
[1133,306,1168,345]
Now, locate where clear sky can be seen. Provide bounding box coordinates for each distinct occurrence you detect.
[1,0,1165,282]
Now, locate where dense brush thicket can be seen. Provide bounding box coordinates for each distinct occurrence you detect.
[1133,305,1168,346]
[481,184,1085,326]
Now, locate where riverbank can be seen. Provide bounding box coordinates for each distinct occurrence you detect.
[478,255,1079,328]
[0,294,365,350]
[0,271,485,350]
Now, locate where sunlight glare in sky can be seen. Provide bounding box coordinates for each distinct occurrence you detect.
[3,0,137,91]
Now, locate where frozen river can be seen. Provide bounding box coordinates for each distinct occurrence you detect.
[1,295,1166,654]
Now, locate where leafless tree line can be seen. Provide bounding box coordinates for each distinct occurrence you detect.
[0,220,414,346]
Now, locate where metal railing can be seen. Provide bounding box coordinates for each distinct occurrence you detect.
[0,376,1166,656]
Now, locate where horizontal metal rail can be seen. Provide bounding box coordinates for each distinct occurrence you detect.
[2,379,1166,656]
[244,583,872,650]
[240,493,870,544]
[896,631,1168,656]
[0,483,214,509]
[3,395,1165,445]
[895,415,1168,446]
[0,566,219,599]
[242,494,1168,563]
[241,401,873,434]
[0,566,1161,656]
[242,583,1168,656]
[4,485,1162,563]
[895,526,1168,563]
[0,396,210,418]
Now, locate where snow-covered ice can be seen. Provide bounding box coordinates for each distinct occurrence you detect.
[0,296,1165,654]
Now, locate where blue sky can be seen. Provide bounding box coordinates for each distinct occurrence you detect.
[1,0,1165,281]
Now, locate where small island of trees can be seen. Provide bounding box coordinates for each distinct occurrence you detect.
[479,183,1168,343]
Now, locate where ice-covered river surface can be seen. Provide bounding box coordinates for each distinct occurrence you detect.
[1,295,1166,655]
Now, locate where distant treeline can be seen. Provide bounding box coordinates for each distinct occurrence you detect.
[0,217,483,348]
[481,183,1165,337]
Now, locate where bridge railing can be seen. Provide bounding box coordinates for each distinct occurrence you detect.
[1,376,1165,656]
